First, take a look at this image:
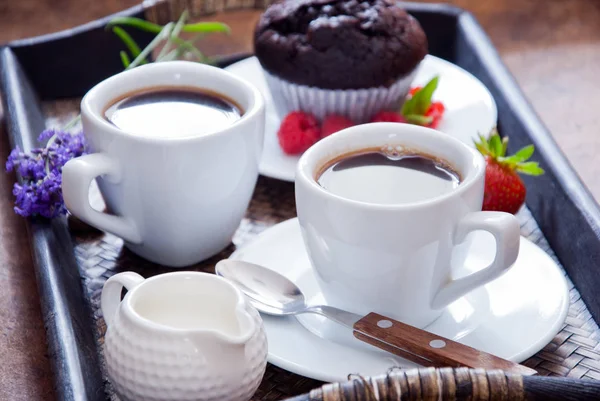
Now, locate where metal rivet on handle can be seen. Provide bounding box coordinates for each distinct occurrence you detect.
[429,339,446,348]
[377,320,393,328]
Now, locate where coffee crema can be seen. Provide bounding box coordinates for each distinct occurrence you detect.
[317,148,461,205]
[104,86,243,139]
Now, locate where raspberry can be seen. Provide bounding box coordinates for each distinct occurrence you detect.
[426,101,445,129]
[370,111,406,123]
[277,111,320,155]
[409,86,422,96]
[321,115,354,137]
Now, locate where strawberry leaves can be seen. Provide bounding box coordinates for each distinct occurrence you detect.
[489,133,505,157]
[510,145,534,162]
[401,76,439,124]
[515,162,545,175]
[474,130,544,176]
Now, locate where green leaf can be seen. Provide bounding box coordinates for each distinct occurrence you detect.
[182,22,230,34]
[478,134,490,151]
[112,27,146,64]
[402,76,439,116]
[501,134,508,156]
[489,134,503,157]
[473,133,490,156]
[107,17,163,33]
[474,142,486,155]
[404,114,433,125]
[502,148,533,165]
[512,145,534,163]
[498,155,516,164]
[107,17,229,35]
[516,161,545,176]
[119,51,131,68]
[401,95,416,115]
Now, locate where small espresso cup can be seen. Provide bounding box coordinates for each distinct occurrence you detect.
[62,61,265,267]
[295,123,520,328]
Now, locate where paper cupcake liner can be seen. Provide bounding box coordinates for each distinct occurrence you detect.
[263,69,418,123]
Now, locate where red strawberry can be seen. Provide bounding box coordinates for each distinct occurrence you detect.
[277,111,320,155]
[322,115,354,137]
[370,111,407,123]
[475,131,544,214]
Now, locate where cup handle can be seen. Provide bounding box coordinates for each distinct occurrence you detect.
[101,272,145,327]
[431,211,520,309]
[62,153,141,244]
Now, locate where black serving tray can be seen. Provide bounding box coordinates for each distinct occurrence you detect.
[2,2,600,400]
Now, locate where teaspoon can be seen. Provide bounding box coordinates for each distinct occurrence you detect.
[215,259,536,375]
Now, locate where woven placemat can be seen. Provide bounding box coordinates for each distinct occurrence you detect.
[44,100,600,400]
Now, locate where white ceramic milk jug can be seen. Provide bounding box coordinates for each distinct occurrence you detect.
[101,271,268,401]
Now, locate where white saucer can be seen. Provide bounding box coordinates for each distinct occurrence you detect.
[225,56,498,182]
[229,218,569,383]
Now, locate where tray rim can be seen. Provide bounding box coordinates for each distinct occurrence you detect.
[1,2,600,400]
[1,2,464,48]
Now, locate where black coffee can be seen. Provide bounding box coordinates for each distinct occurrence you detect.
[104,87,242,138]
[317,151,461,205]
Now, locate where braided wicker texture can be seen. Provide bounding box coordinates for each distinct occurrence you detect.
[45,86,600,400]
[306,368,527,401]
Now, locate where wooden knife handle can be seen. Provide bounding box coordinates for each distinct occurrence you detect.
[353,312,537,376]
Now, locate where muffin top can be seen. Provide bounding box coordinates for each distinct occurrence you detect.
[254,0,428,90]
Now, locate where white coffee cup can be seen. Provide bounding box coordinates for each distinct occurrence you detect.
[62,61,265,267]
[295,123,520,328]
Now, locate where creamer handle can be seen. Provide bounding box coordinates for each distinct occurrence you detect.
[101,272,145,327]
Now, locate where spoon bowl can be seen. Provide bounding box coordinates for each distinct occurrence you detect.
[215,259,363,327]
[215,259,308,316]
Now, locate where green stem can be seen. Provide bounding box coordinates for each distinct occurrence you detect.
[44,135,57,174]
[112,26,145,64]
[170,36,208,62]
[127,22,173,69]
[63,115,81,131]
[158,49,179,62]
[156,11,188,61]
[42,115,82,173]
[155,25,175,61]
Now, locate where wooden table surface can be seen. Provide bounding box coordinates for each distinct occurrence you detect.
[0,0,599,399]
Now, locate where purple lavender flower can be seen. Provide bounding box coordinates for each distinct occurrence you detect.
[6,147,23,172]
[46,130,87,171]
[38,129,57,142]
[6,147,46,181]
[6,130,87,218]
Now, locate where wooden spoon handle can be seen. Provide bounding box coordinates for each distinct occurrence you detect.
[353,312,537,375]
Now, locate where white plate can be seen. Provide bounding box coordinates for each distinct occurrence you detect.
[225,56,498,182]
[230,218,569,383]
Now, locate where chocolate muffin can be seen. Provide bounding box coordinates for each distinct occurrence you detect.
[254,0,427,90]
